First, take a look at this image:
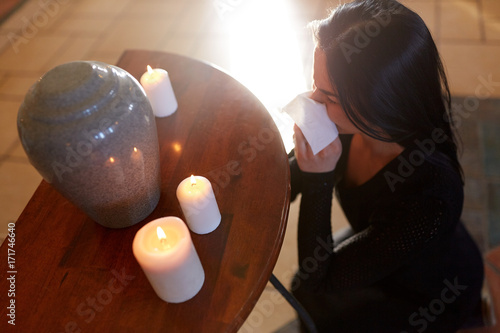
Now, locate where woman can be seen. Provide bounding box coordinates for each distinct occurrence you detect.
[290,0,484,332]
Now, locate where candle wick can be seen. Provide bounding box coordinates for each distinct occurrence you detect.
[160,238,171,250]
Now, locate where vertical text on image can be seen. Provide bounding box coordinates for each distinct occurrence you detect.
[6,222,17,326]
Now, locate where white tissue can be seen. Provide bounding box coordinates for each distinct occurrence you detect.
[282,92,339,155]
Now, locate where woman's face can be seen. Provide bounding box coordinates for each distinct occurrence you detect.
[310,47,360,134]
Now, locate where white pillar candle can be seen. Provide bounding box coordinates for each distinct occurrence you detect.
[132,216,204,303]
[140,65,178,117]
[176,175,221,234]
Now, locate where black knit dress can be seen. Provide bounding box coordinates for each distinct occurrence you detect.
[290,134,484,333]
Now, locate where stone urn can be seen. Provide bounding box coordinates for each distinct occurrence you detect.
[17,61,161,228]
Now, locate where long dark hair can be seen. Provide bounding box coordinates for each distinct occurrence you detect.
[311,0,463,181]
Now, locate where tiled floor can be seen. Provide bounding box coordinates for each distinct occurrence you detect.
[0,0,498,332]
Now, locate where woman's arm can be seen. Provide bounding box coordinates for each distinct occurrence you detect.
[291,123,446,292]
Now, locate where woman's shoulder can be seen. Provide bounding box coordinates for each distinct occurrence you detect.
[366,149,464,234]
[382,144,464,206]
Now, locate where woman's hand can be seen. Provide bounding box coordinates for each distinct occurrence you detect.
[293,124,342,173]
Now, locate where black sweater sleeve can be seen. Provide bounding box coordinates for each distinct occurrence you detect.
[292,160,337,287]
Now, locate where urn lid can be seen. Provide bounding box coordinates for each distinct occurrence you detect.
[20,61,121,123]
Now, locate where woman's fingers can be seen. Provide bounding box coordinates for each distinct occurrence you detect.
[293,124,342,173]
[293,124,308,154]
[293,124,314,160]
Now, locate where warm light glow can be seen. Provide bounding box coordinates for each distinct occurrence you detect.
[109,157,115,163]
[172,142,182,153]
[223,0,306,153]
[157,226,167,242]
[147,65,154,75]
[133,147,138,153]
[190,175,196,186]
[225,0,307,111]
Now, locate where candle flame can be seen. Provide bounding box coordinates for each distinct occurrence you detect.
[147,65,153,75]
[156,226,167,242]
[190,175,197,186]
[109,157,115,163]
[133,147,138,153]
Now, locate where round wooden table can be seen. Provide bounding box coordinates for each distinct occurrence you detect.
[0,50,290,333]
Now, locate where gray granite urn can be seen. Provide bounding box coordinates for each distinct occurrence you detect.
[17,61,161,228]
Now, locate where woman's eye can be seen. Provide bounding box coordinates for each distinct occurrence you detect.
[327,98,338,104]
